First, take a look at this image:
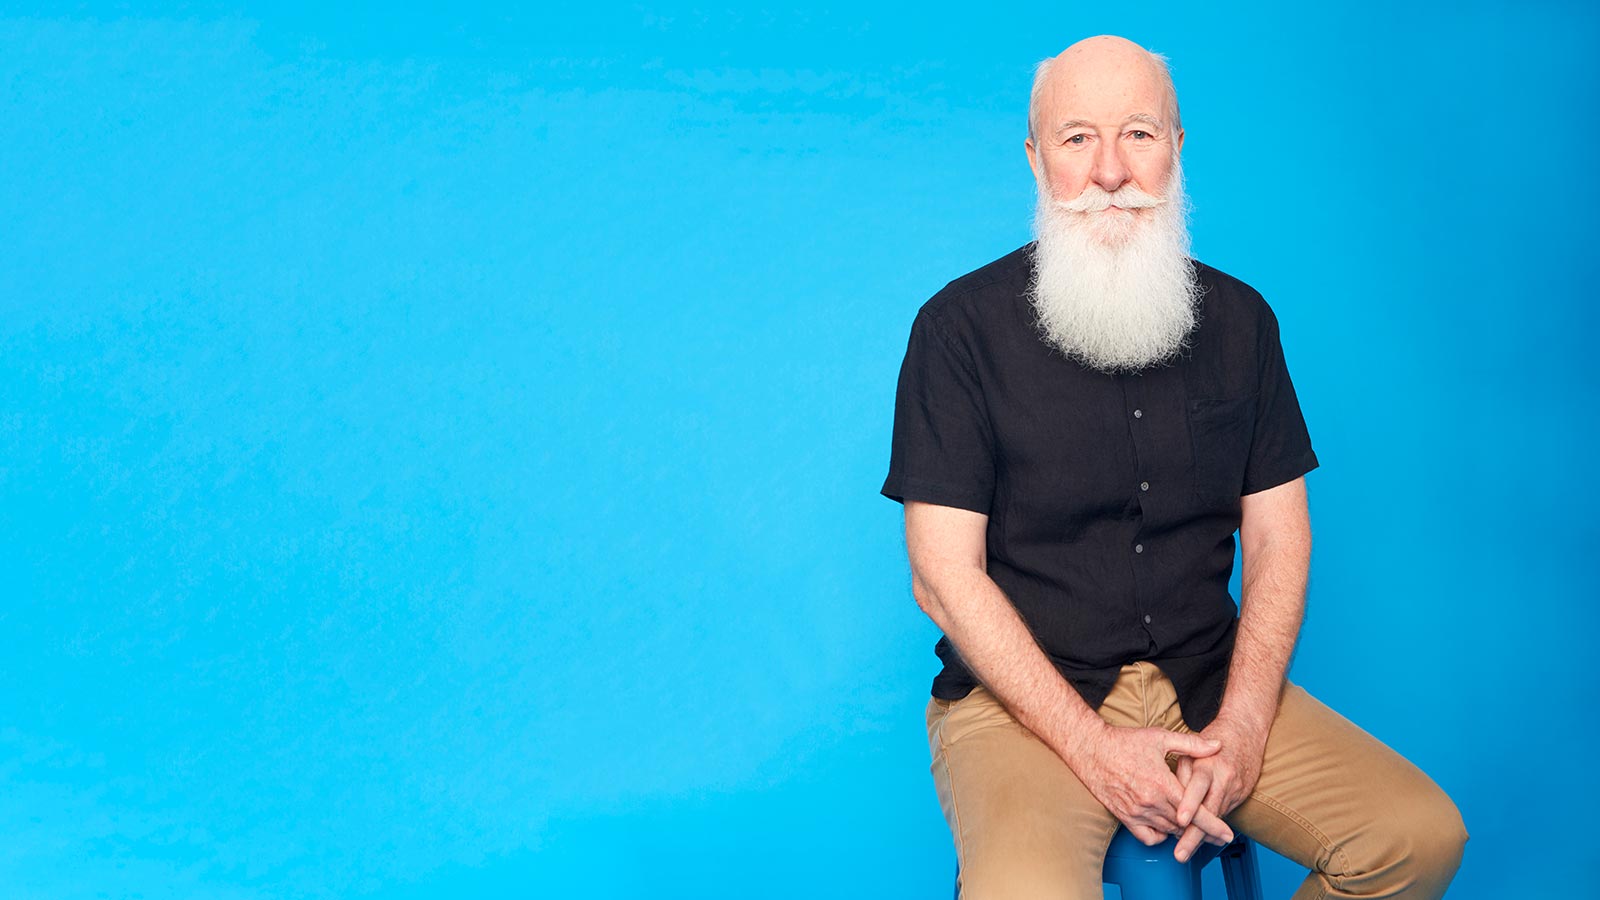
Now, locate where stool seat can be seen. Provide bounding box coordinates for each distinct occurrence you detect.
[1101,827,1262,899]
[953,826,1263,899]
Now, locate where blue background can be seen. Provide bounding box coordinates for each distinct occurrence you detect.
[3,3,1596,897]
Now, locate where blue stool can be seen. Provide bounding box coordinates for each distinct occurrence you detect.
[954,827,1263,899]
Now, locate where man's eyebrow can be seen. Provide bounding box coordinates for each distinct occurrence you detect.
[1052,119,1094,135]
[1052,114,1165,135]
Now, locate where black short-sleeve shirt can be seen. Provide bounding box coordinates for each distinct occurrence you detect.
[881,243,1318,730]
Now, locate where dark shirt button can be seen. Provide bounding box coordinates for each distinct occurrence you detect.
[1133,409,1143,419]
[1144,614,1152,624]
[1134,543,1144,554]
[1140,481,1149,491]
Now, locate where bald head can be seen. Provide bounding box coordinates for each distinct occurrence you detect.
[1028,36,1181,143]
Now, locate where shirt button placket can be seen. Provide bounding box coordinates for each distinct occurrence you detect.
[1129,400,1151,634]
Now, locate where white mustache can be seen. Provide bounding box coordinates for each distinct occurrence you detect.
[1056,184,1165,213]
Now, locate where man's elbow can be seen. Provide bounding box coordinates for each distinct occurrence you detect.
[910,570,948,623]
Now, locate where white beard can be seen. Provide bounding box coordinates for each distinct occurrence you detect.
[1027,163,1202,373]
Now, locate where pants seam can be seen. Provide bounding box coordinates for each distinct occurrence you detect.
[1137,661,1150,725]
[935,707,969,884]
[1245,786,1352,894]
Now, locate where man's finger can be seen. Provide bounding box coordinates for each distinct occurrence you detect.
[1173,823,1208,863]
[1202,773,1236,821]
[1128,822,1167,846]
[1162,731,1222,759]
[1175,766,1211,828]
[1174,755,1194,785]
[1132,770,1185,825]
[1139,811,1180,835]
[1190,803,1234,846]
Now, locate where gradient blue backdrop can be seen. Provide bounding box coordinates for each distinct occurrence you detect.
[4,3,1596,898]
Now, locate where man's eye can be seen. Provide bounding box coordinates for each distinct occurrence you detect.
[1129,130,1151,139]
[1067,134,1087,145]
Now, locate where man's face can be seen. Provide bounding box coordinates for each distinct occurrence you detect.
[1025,46,1184,242]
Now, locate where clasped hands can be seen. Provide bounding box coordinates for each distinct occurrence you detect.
[1073,716,1266,863]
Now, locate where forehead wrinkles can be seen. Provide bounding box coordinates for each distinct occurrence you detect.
[1030,43,1180,140]
[1048,66,1167,126]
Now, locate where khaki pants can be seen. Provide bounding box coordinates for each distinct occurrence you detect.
[927,663,1467,899]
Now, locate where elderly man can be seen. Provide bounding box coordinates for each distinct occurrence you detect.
[881,36,1467,899]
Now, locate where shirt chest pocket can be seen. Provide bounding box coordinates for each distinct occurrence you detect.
[1187,395,1256,506]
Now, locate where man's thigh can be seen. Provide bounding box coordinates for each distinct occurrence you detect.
[1228,683,1469,899]
[926,687,1118,900]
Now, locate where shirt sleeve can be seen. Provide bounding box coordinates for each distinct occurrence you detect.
[879,308,997,514]
[1241,302,1320,495]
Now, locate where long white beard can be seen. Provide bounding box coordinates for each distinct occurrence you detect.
[1028,164,1202,373]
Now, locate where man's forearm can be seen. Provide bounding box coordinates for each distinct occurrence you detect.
[1216,532,1310,735]
[914,565,1107,768]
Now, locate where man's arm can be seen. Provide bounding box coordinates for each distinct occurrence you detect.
[1218,475,1311,731]
[905,499,1232,846]
[1172,475,1311,860]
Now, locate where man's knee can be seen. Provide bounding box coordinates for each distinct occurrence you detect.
[1423,790,1469,866]
[1333,783,1468,893]
[1386,792,1467,884]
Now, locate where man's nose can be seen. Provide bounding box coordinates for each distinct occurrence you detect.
[1089,141,1130,193]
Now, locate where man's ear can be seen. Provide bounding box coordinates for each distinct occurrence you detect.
[1174,127,1185,155]
[1025,137,1041,182]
